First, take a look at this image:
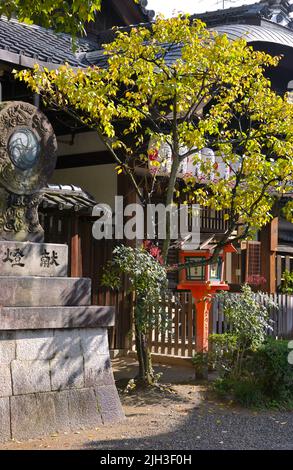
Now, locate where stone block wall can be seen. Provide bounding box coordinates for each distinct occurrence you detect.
[0,328,124,441]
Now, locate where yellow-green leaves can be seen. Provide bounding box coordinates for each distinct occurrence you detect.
[15,15,293,241]
[0,1,102,37]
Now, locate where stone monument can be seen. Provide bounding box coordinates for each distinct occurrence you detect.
[0,102,124,442]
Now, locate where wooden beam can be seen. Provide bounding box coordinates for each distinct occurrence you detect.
[70,215,82,277]
[260,217,278,293]
[56,151,115,169]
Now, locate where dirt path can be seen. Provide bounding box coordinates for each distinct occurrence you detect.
[1,357,293,450]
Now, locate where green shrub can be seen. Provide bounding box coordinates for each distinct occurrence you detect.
[251,338,293,401]
[214,377,264,407]
[192,352,209,379]
[208,333,238,375]
[281,270,293,294]
[215,285,275,356]
[214,338,293,408]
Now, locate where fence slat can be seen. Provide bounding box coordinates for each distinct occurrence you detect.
[167,293,173,355]
[145,291,293,361]
[173,295,179,356]
[211,293,293,340]
[187,294,193,357]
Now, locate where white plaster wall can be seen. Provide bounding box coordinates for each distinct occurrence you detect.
[50,164,117,209]
[225,252,232,283]
[57,131,107,156]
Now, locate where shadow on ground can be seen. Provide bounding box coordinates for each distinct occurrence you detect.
[1,356,293,450]
[81,356,293,450]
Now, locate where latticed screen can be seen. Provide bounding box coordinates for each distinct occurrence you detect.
[210,257,222,281]
[185,256,205,280]
[246,241,261,280]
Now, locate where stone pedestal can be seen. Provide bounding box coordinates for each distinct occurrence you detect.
[0,241,124,442]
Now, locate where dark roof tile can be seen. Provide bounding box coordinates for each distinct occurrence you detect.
[0,16,98,67]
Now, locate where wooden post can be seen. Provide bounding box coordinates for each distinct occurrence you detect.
[70,215,81,277]
[195,299,210,352]
[260,217,278,293]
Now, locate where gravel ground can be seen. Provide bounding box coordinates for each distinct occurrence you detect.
[1,357,293,450]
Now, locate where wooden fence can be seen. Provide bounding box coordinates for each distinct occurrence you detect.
[131,291,196,357]
[132,292,293,359]
[211,293,293,339]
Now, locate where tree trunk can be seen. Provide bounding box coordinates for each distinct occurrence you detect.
[161,157,180,263]
[134,302,155,386]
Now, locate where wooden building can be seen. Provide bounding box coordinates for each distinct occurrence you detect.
[192,0,293,294]
[0,1,293,352]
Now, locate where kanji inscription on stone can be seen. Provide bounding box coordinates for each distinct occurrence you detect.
[2,247,25,267]
[40,250,60,268]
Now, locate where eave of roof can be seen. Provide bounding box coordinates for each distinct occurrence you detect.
[191,1,267,23]
[214,23,293,48]
[40,184,97,213]
[84,23,293,68]
[2,3,293,71]
[0,15,97,69]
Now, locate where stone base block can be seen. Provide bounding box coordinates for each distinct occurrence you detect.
[0,276,91,307]
[0,306,115,329]
[10,388,103,440]
[0,241,68,277]
[0,397,10,442]
[0,327,124,441]
[96,385,125,424]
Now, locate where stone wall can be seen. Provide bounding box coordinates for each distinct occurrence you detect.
[0,240,124,442]
[0,328,124,441]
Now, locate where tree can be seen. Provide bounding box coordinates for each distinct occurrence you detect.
[16,15,293,383]
[0,0,102,36]
[17,16,293,258]
[102,244,168,386]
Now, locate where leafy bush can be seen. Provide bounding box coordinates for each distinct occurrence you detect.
[205,286,293,407]
[214,377,264,407]
[214,339,293,408]
[192,351,209,379]
[213,284,276,377]
[281,270,293,294]
[102,244,168,385]
[102,244,168,332]
[208,333,238,375]
[250,338,293,402]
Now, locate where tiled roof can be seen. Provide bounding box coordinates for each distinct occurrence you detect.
[40,184,97,213]
[84,23,293,68]
[0,16,97,68]
[215,23,293,47]
[191,1,269,24]
[1,2,293,70]
[0,0,155,68]
[137,0,155,21]
[192,0,293,30]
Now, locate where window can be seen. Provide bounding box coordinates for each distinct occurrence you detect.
[210,258,222,281]
[245,241,261,282]
[185,256,205,281]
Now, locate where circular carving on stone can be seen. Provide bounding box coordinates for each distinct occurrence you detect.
[0,101,57,195]
[8,128,41,170]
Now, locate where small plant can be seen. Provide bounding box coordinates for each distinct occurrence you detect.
[214,284,275,377]
[102,243,168,386]
[192,352,209,379]
[208,333,238,375]
[206,285,293,408]
[281,270,293,294]
[214,339,293,408]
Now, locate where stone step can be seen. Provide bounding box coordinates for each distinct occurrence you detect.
[0,241,68,277]
[0,277,92,307]
[0,306,115,330]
